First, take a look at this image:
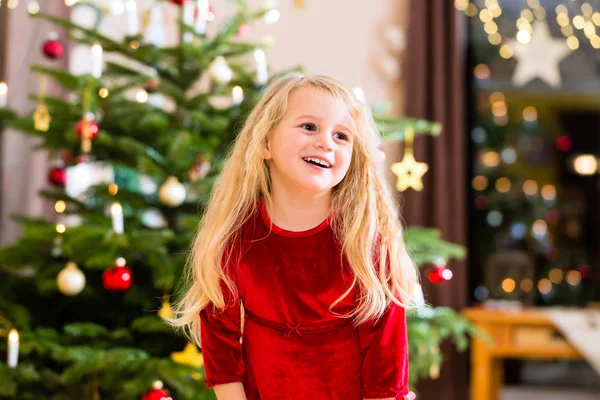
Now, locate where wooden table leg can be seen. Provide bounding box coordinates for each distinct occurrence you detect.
[471,336,493,400]
[491,358,504,400]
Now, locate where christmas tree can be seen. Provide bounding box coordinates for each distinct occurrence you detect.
[0,1,474,397]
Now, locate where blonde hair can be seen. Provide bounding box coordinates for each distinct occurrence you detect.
[168,73,419,346]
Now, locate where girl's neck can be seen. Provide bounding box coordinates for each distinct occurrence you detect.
[266,187,332,232]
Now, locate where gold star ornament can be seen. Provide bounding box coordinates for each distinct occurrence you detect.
[171,342,204,380]
[391,128,429,192]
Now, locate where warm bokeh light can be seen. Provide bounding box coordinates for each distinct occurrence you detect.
[474,64,491,79]
[520,278,533,292]
[591,35,600,49]
[136,89,149,103]
[56,223,66,233]
[526,0,539,9]
[454,0,469,11]
[523,180,538,196]
[108,184,119,195]
[582,3,593,16]
[573,154,598,175]
[573,15,585,30]
[517,30,531,44]
[502,278,516,293]
[489,92,505,105]
[55,200,66,213]
[561,25,574,37]
[466,3,478,17]
[556,5,568,15]
[492,101,507,117]
[541,185,556,201]
[533,7,546,20]
[523,106,537,122]
[557,13,570,27]
[532,219,548,236]
[479,9,493,23]
[549,268,564,284]
[99,88,109,98]
[538,278,552,295]
[499,45,513,59]
[488,33,502,45]
[472,175,489,191]
[482,151,501,167]
[495,177,511,193]
[485,21,499,35]
[566,270,582,286]
[521,9,534,22]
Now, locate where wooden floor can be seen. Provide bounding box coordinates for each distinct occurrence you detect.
[501,386,600,400]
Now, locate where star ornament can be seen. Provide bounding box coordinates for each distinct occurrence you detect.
[171,342,204,379]
[508,20,572,88]
[391,152,429,192]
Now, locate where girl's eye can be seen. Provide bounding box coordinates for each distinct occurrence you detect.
[301,123,317,131]
[333,132,348,141]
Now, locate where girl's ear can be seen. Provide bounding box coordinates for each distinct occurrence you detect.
[262,139,272,160]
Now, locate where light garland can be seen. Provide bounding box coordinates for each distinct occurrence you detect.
[455,0,600,54]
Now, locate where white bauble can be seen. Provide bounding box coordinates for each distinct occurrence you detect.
[142,208,168,229]
[209,56,233,84]
[158,176,187,207]
[57,262,86,296]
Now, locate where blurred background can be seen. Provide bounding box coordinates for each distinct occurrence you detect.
[0,0,599,399]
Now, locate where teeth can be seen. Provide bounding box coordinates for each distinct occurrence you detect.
[303,157,331,168]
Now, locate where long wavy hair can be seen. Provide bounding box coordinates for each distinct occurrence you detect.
[168,73,419,346]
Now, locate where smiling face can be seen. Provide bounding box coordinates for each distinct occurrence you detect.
[263,85,355,196]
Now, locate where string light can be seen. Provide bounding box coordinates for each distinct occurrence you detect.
[520,279,533,292]
[538,278,552,295]
[55,200,66,213]
[502,278,516,293]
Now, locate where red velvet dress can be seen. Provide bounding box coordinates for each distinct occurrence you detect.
[199,200,410,399]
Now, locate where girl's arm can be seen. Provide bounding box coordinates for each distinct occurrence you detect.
[200,265,246,393]
[214,382,248,400]
[358,302,414,400]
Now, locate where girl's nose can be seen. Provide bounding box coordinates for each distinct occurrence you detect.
[314,132,334,151]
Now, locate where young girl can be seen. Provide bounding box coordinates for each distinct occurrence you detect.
[170,73,419,400]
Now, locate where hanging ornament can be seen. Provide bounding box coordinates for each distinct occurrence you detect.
[209,56,233,84]
[169,0,187,4]
[102,257,133,292]
[42,32,65,59]
[158,176,187,207]
[426,265,453,285]
[48,166,67,187]
[33,75,51,132]
[158,295,174,320]
[171,342,204,380]
[391,128,429,191]
[141,381,172,400]
[188,155,211,181]
[57,262,86,296]
[76,117,99,141]
[78,92,96,154]
[143,77,161,93]
[508,20,572,88]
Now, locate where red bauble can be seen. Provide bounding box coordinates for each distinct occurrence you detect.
[42,34,65,59]
[75,119,99,140]
[48,166,66,187]
[427,266,453,285]
[102,265,133,292]
[141,388,171,400]
[169,0,187,4]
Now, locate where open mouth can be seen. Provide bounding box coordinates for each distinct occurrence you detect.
[302,157,332,169]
